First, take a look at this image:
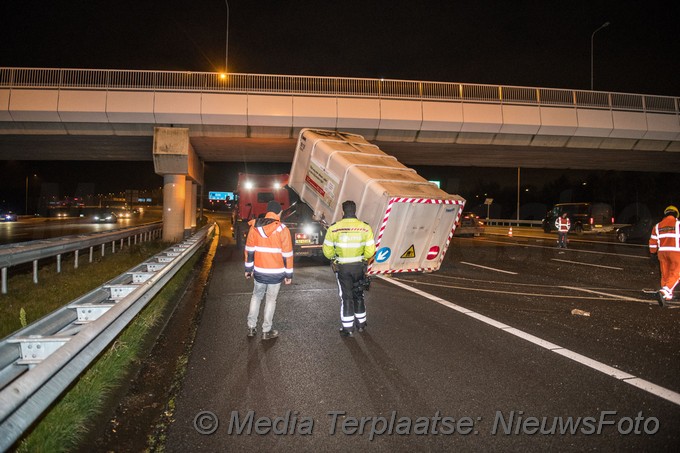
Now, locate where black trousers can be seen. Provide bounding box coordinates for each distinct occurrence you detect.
[335,262,366,331]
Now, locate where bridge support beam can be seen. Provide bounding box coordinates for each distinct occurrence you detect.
[153,127,204,242]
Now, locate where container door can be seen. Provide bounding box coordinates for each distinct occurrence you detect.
[369,200,463,274]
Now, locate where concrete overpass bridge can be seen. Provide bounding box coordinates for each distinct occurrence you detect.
[1,68,679,239]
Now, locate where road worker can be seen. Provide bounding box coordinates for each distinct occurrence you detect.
[323,200,376,336]
[244,200,293,340]
[555,212,571,249]
[649,205,680,306]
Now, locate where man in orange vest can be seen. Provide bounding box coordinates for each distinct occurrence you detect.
[244,200,293,339]
[555,212,571,249]
[649,205,680,306]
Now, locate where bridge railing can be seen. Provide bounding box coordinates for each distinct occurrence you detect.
[1,67,678,114]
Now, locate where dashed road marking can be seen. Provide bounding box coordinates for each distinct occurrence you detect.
[481,238,647,260]
[560,285,650,303]
[551,258,623,270]
[381,276,680,407]
[396,278,651,302]
[460,261,517,275]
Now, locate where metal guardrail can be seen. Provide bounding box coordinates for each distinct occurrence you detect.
[0,223,214,450]
[484,219,544,227]
[0,223,162,294]
[1,67,678,114]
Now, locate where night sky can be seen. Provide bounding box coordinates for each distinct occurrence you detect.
[1,0,678,95]
[1,1,679,215]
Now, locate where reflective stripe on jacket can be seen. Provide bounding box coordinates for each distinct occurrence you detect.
[322,217,376,264]
[555,217,571,232]
[244,212,294,283]
[649,215,680,253]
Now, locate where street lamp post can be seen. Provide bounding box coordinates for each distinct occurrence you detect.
[225,0,230,72]
[590,21,610,90]
[25,174,36,215]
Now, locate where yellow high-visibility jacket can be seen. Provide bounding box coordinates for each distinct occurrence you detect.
[323,217,376,264]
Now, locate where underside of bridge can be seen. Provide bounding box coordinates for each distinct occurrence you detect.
[1,135,679,173]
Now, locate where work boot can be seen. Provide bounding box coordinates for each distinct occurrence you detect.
[656,291,668,307]
[339,328,353,337]
[262,330,279,340]
[357,322,367,333]
[247,327,256,338]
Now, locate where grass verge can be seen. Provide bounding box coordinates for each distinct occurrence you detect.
[0,241,169,339]
[12,241,206,452]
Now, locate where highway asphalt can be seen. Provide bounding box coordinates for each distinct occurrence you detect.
[164,220,680,451]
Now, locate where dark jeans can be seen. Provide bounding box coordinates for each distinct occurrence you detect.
[557,232,568,248]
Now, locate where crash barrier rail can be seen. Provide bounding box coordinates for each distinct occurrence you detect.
[0,223,214,450]
[484,219,544,227]
[1,67,678,114]
[0,222,162,294]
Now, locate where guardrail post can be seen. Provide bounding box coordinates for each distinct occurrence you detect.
[112,241,116,254]
[33,260,38,284]
[101,244,105,257]
[2,268,7,294]
[74,250,79,269]
[89,247,94,263]
[57,254,62,273]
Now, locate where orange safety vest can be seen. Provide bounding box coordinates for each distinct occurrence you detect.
[244,212,294,283]
[649,215,680,253]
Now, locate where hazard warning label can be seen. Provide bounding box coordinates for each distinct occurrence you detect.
[400,245,416,259]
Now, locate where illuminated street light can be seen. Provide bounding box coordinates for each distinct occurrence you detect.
[590,21,610,90]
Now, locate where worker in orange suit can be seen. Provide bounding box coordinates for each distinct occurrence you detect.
[649,205,680,306]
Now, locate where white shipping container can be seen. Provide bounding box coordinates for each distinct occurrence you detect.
[289,128,466,274]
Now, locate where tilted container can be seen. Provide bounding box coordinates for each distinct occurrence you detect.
[289,129,466,274]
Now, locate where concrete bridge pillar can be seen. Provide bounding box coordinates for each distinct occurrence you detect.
[184,181,197,232]
[163,175,186,242]
[153,127,204,242]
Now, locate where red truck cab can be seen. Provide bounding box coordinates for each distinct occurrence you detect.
[232,173,290,247]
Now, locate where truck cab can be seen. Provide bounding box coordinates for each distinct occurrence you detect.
[231,173,326,257]
[232,173,290,247]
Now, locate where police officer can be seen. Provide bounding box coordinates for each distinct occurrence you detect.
[649,205,680,306]
[323,200,376,336]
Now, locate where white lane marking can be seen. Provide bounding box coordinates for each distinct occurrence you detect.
[427,273,647,294]
[560,286,650,303]
[459,261,517,275]
[399,279,652,302]
[551,258,623,270]
[482,238,647,260]
[380,276,680,406]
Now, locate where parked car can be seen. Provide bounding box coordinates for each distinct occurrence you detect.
[91,211,118,223]
[1,211,18,222]
[455,212,485,237]
[616,217,654,243]
[542,202,613,233]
